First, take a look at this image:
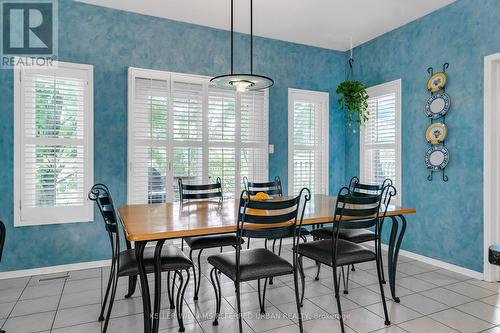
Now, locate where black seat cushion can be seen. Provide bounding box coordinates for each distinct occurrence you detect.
[184,233,243,250]
[118,245,192,276]
[296,239,375,267]
[310,227,375,243]
[207,248,293,282]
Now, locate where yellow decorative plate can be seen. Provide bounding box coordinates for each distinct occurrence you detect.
[425,123,447,144]
[427,72,447,92]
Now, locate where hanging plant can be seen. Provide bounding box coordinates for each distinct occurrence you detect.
[336,80,369,127]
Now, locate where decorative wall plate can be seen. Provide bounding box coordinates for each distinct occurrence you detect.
[424,93,451,118]
[427,72,447,92]
[425,145,450,171]
[425,123,447,144]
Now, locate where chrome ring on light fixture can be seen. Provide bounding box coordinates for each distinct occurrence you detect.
[210,74,273,92]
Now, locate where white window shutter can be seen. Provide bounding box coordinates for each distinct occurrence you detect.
[288,90,329,196]
[15,62,94,226]
[128,76,170,204]
[240,90,269,190]
[361,80,402,205]
[171,78,204,199]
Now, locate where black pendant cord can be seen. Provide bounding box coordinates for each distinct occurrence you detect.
[250,0,253,74]
[230,0,234,74]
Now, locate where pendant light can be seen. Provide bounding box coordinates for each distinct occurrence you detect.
[210,0,274,92]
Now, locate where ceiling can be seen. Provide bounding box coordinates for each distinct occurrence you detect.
[76,0,455,51]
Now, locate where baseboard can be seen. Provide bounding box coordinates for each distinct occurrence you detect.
[380,244,484,280]
[0,259,111,280]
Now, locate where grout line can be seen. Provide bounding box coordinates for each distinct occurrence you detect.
[49,271,68,332]
[0,276,31,330]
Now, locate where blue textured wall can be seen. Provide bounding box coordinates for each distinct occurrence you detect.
[0,0,345,271]
[346,0,500,272]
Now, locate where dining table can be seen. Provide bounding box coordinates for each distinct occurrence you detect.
[118,194,416,333]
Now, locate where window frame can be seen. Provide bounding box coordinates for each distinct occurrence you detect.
[360,79,402,205]
[14,60,94,226]
[287,88,329,196]
[127,67,269,203]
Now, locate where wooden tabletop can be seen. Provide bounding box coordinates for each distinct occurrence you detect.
[118,194,416,242]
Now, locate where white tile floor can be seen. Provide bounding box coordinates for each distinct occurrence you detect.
[0,243,497,333]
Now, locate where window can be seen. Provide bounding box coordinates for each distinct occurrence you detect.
[127,68,268,203]
[14,61,94,226]
[360,79,402,205]
[288,89,329,196]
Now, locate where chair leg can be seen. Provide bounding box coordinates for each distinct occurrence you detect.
[351,264,355,272]
[376,254,391,325]
[210,267,222,326]
[341,266,350,294]
[314,262,321,281]
[257,278,268,314]
[378,247,386,284]
[176,269,190,332]
[99,263,115,321]
[167,271,175,309]
[103,263,119,333]
[269,240,276,285]
[332,266,346,333]
[189,249,203,301]
[246,237,251,249]
[293,263,304,333]
[298,255,306,307]
[278,238,283,256]
[181,238,184,251]
[195,249,203,300]
[235,281,243,333]
[124,275,137,299]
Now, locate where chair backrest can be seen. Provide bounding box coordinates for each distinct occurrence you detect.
[330,185,396,263]
[0,221,5,262]
[349,176,393,207]
[349,176,392,195]
[237,188,310,241]
[178,178,223,203]
[242,176,283,197]
[88,184,120,260]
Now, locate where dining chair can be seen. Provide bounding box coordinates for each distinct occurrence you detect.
[89,184,194,333]
[296,185,395,333]
[179,178,244,301]
[310,176,392,286]
[0,220,4,333]
[208,188,311,333]
[243,176,310,253]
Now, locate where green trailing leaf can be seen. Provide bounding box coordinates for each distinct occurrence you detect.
[336,81,370,127]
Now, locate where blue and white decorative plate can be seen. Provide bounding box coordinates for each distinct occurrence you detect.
[425,145,450,171]
[424,93,451,118]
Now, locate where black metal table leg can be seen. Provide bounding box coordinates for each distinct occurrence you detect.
[388,215,407,303]
[135,241,152,332]
[152,240,165,333]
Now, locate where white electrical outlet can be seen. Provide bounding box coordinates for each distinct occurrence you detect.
[268,144,274,154]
